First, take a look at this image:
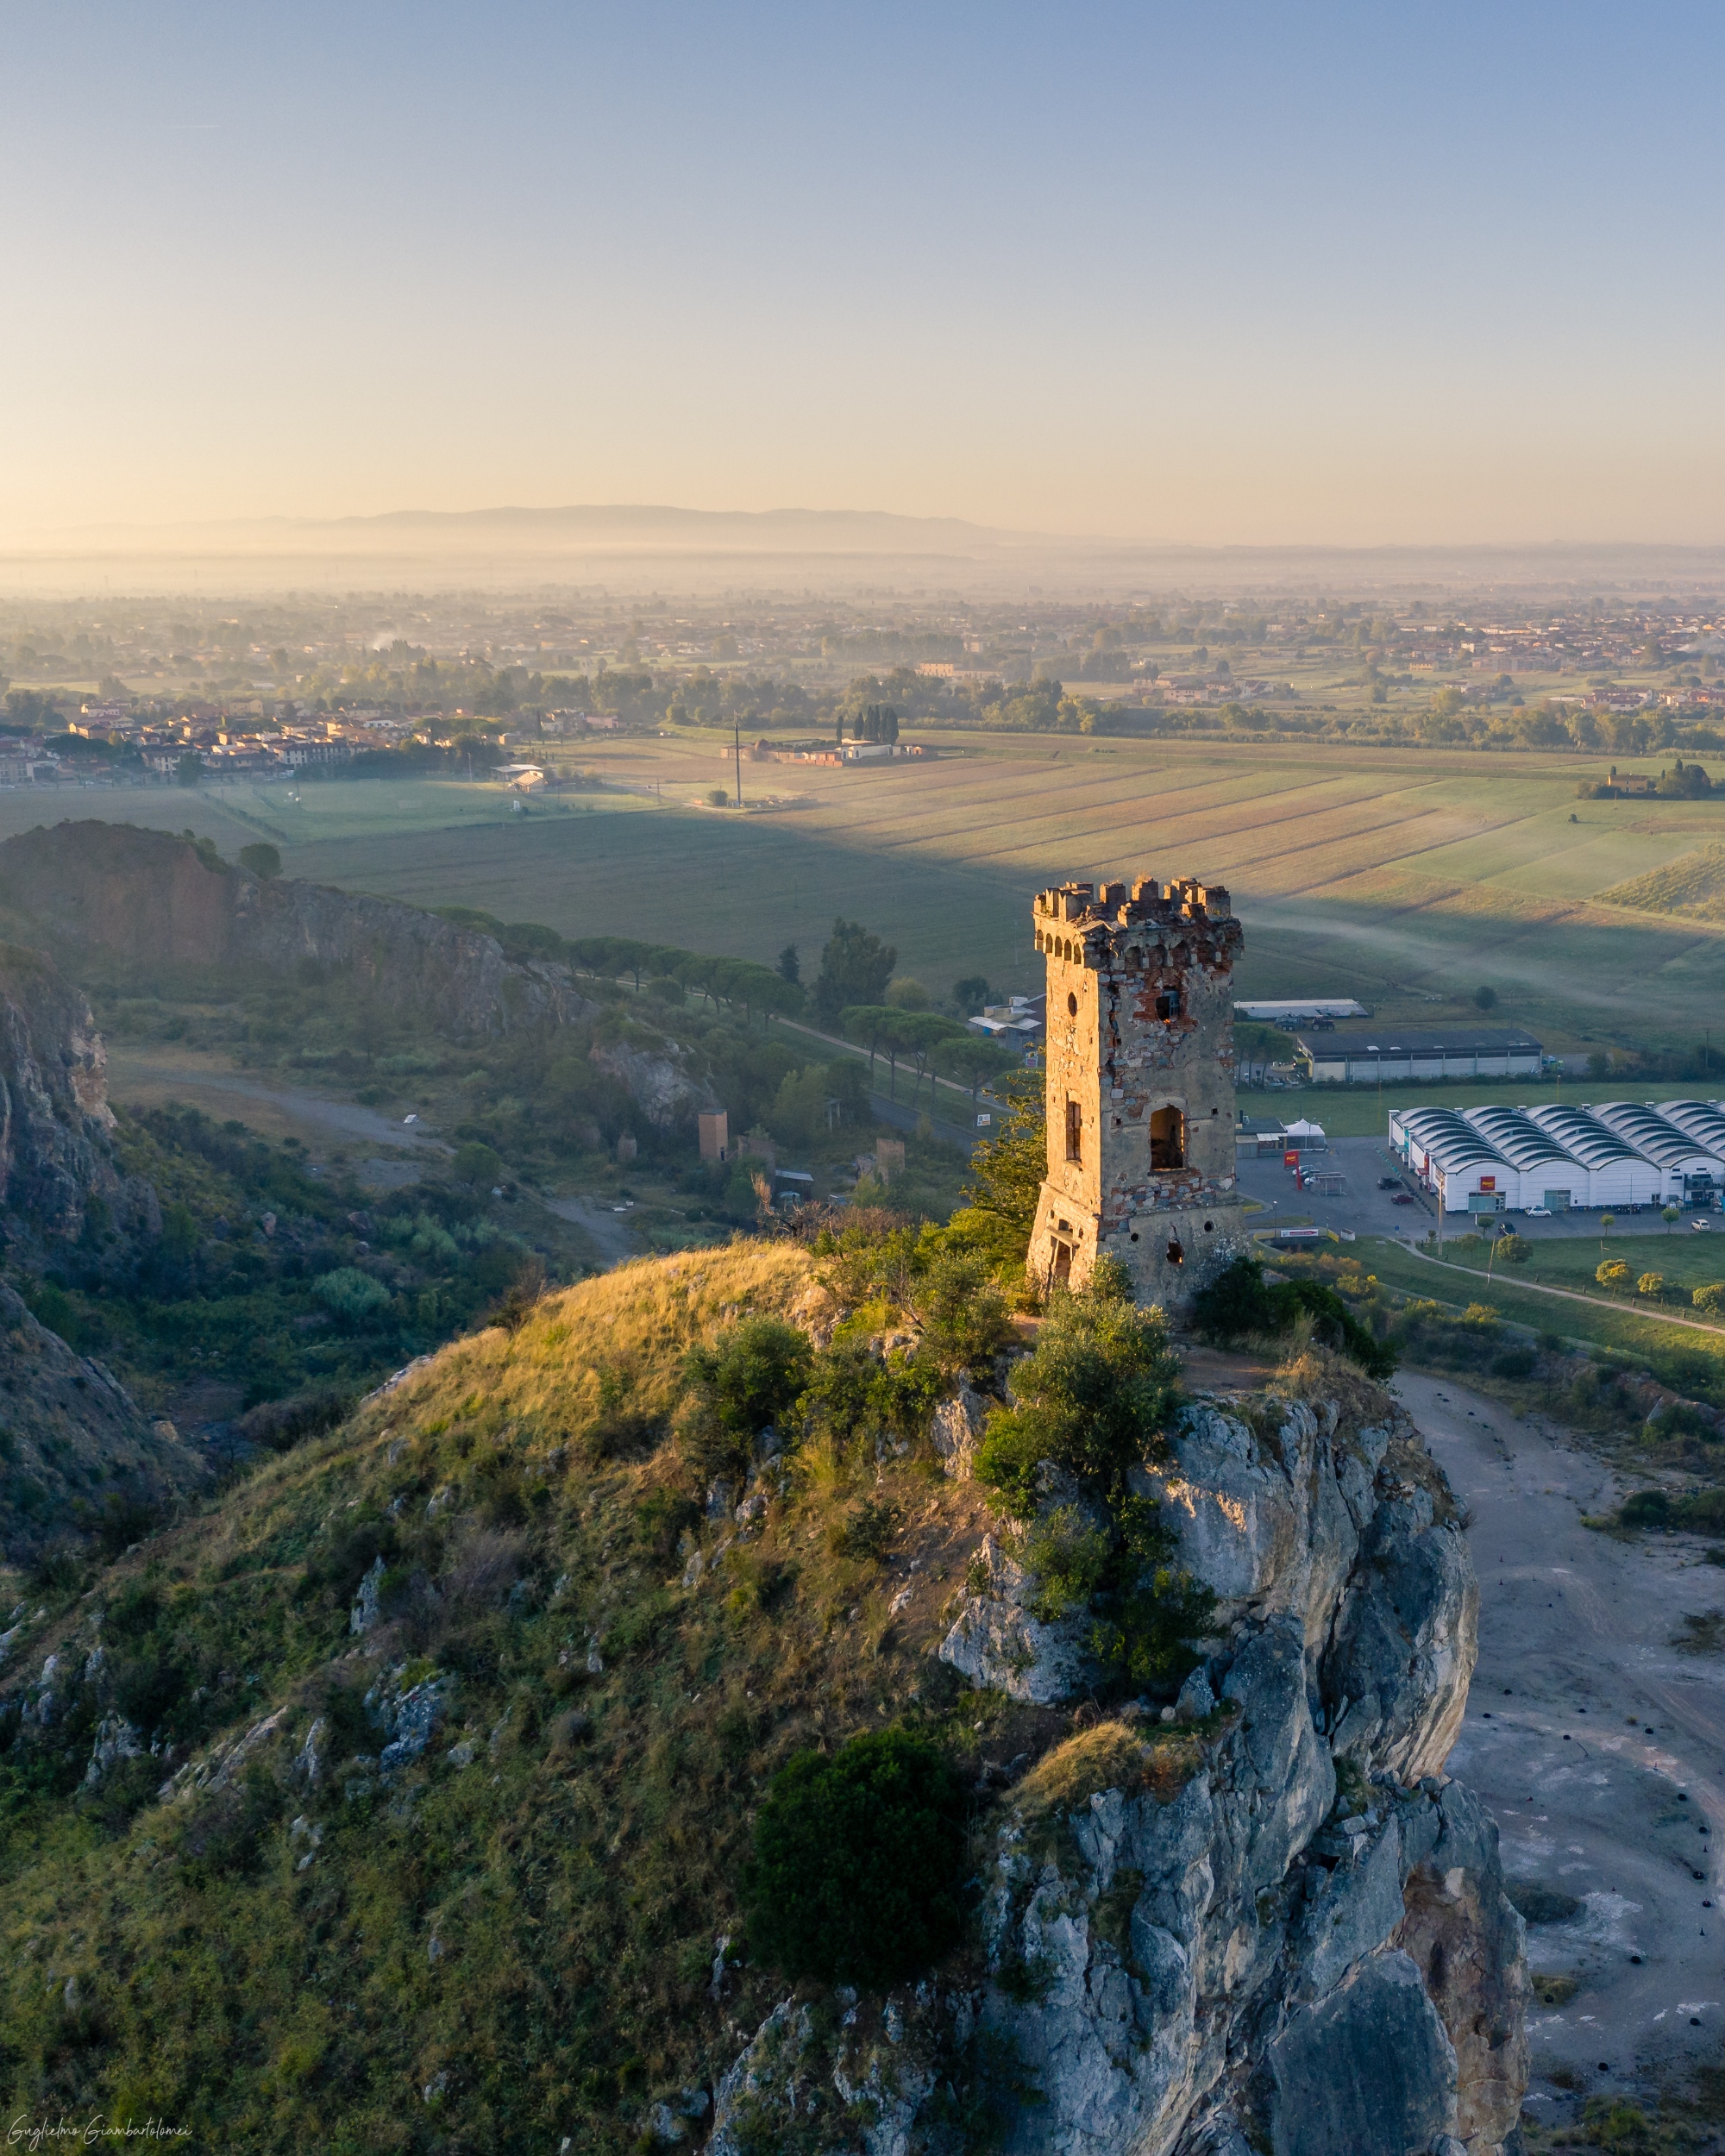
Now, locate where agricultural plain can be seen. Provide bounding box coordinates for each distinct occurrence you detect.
[14,730,1725,1055]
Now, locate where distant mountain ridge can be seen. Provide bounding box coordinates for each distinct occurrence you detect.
[8,501,1038,560]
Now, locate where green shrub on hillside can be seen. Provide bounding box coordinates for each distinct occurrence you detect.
[1192,1257,1396,1379]
[682,1317,813,1476]
[976,1267,1181,1515]
[1620,1486,1725,1532]
[311,1267,392,1324]
[975,1267,1212,1694]
[743,1728,968,1987]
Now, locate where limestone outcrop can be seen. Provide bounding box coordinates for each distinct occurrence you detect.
[0,940,141,1241]
[0,941,197,1551]
[712,1371,1527,2156]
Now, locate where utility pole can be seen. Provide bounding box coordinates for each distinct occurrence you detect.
[733,719,743,809]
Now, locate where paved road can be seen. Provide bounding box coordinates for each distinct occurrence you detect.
[1401,1369,1725,2112]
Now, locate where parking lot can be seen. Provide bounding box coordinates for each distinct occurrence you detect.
[1234,1134,1720,1248]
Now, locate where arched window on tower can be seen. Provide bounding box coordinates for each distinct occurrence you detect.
[1150,1106,1184,1170]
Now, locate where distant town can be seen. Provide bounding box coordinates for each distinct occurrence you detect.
[2,585,1723,783]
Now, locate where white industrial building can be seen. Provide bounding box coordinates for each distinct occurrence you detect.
[1302,1025,1545,1085]
[1579,1102,1723,1205]
[1389,1099,1725,1214]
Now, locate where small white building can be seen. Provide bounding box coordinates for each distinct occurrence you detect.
[968,993,1044,1044]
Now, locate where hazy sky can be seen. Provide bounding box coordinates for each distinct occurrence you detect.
[4,2,1723,545]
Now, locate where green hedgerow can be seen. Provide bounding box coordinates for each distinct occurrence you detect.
[743,1728,969,1989]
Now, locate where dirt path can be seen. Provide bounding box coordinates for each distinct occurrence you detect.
[1402,1237,1725,1340]
[539,1194,648,1266]
[1399,1369,1725,2109]
[104,1052,447,1155]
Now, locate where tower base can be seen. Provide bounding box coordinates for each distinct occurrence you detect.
[1028,1192,1251,1317]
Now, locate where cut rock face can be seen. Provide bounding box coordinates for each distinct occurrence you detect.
[714,1372,1527,2156]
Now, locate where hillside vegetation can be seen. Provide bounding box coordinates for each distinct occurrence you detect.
[0,1234,1212,2150]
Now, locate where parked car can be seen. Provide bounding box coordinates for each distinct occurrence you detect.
[1377,1175,1401,1190]
[1692,1218,1713,1232]
[1391,1192,1416,1206]
[1527,1206,1552,1217]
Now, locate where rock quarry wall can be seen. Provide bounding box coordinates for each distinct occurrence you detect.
[711,1375,1527,2156]
[0,821,594,1042]
[0,822,723,1127]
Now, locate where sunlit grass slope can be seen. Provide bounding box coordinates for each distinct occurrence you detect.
[0,1241,1028,2153]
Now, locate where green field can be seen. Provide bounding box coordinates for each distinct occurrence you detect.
[18,734,1725,1056]
[1471,1226,1725,1300]
[1365,1236,1725,1378]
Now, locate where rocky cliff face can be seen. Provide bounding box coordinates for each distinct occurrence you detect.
[0,821,595,1042]
[0,1281,194,1559]
[0,943,192,1554]
[0,941,129,1243]
[711,1369,1527,2156]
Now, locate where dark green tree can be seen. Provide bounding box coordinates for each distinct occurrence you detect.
[975,1267,1211,1694]
[238,842,282,880]
[743,1728,968,1987]
[814,918,897,1025]
[961,1069,1045,1260]
[776,943,800,986]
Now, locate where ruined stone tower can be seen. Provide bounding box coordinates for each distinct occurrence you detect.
[1026,874,1249,1311]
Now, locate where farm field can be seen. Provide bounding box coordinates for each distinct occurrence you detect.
[0,774,646,854]
[10,734,1725,1056]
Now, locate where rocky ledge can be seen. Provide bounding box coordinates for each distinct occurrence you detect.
[711,1364,1527,2156]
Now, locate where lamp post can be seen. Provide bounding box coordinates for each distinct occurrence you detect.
[733,719,743,809]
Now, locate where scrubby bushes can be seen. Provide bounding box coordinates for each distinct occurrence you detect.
[311,1267,392,1324]
[743,1728,969,1986]
[681,1317,813,1478]
[976,1264,1214,1692]
[1619,1486,1725,1532]
[1191,1256,1396,1379]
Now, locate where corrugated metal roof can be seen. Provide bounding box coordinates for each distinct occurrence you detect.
[1396,1107,1510,1172]
[1656,1100,1725,1160]
[1590,1101,1722,1169]
[1463,1106,1580,1170]
[1304,1027,1543,1056]
[1527,1105,1644,1168]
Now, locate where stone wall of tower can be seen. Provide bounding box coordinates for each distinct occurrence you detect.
[1026,874,1250,1313]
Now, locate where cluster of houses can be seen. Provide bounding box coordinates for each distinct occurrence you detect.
[0,700,622,788]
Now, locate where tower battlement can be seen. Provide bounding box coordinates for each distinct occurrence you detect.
[1026,871,1248,1310]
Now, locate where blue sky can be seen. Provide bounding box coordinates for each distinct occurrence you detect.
[3,2,1722,542]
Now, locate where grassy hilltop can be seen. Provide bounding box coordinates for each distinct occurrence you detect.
[0,1234,1113,2150]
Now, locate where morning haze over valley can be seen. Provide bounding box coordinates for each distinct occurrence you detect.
[0,8,1722,2155]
